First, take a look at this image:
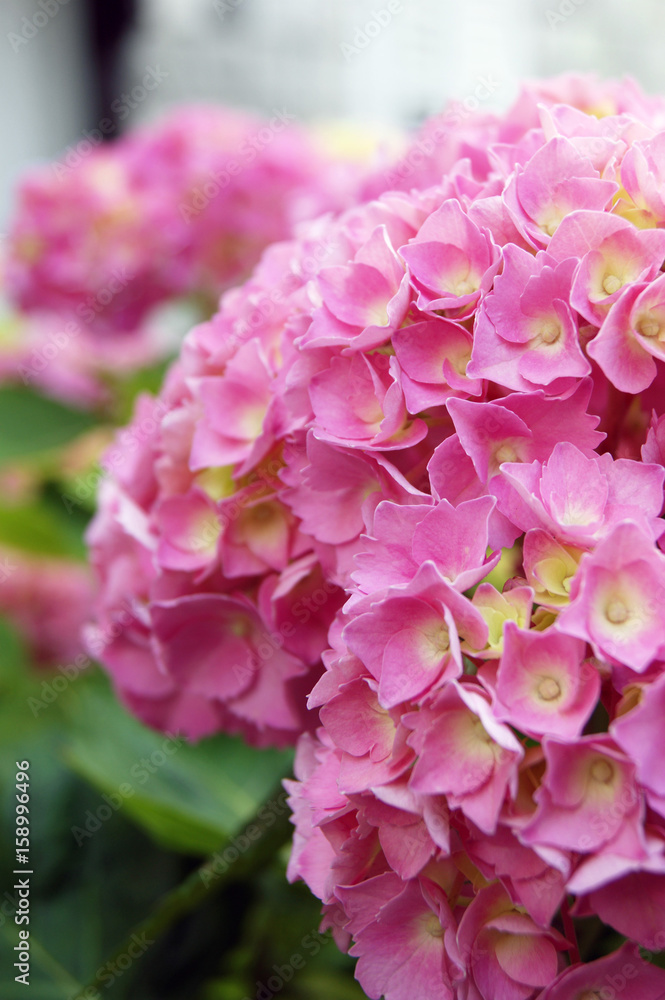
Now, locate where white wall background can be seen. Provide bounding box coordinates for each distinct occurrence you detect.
[3,0,665,224]
[127,0,665,124]
[0,0,92,226]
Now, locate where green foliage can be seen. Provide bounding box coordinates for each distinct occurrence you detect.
[0,614,361,999]
[63,676,293,855]
[0,499,87,559]
[0,387,97,464]
[108,358,171,425]
[0,382,368,998]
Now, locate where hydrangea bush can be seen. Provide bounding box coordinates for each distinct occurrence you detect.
[3,106,358,406]
[87,75,665,995]
[7,105,357,332]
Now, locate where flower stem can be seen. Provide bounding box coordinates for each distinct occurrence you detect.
[70,782,293,1000]
[561,895,581,966]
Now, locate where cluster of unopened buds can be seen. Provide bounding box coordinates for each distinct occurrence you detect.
[88,74,665,996]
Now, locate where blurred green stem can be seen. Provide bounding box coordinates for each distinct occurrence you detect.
[71,782,293,1000]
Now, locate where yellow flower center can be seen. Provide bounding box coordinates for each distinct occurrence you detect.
[435,630,450,654]
[539,321,561,344]
[589,758,614,784]
[495,444,519,464]
[605,599,629,624]
[471,716,493,745]
[425,913,444,938]
[229,616,252,639]
[602,274,622,295]
[636,317,661,339]
[537,677,562,702]
[425,622,451,659]
[249,502,277,523]
[451,350,472,376]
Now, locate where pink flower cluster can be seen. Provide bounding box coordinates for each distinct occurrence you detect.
[0,291,161,408]
[0,549,92,669]
[85,237,354,746]
[2,107,361,408]
[88,74,665,994]
[7,106,352,335]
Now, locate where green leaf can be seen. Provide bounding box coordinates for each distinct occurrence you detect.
[0,618,307,999]
[0,500,86,559]
[109,358,171,425]
[0,387,97,464]
[0,945,78,1000]
[63,673,293,855]
[0,616,48,752]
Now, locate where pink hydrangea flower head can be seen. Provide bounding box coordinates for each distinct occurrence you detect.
[0,551,92,668]
[6,106,358,335]
[81,75,665,993]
